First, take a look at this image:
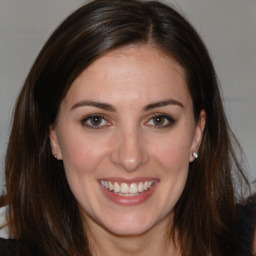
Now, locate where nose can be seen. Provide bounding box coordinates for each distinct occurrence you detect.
[110,128,149,172]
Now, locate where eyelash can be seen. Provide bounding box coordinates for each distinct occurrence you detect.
[80,113,176,129]
[147,113,176,129]
[81,114,109,129]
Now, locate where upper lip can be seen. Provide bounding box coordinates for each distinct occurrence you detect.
[98,177,159,184]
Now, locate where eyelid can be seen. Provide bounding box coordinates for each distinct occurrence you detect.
[81,113,110,129]
[80,112,176,130]
[146,113,176,128]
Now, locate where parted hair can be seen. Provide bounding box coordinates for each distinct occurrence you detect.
[1,0,248,255]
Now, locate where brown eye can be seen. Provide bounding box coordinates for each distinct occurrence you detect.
[147,114,176,128]
[81,114,108,129]
[90,116,103,126]
[152,116,166,126]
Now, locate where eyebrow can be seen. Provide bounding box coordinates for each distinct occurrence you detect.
[71,98,184,112]
[71,100,116,112]
[143,99,184,111]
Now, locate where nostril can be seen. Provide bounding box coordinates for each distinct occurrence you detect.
[110,142,149,172]
[109,130,149,172]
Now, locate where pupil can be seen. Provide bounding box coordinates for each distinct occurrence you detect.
[154,116,164,125]
[92,117,101,125]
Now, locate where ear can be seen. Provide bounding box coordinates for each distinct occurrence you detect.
[49,125,63,160]
[189,110,206,162]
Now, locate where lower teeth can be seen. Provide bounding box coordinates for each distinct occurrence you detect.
[113,191,141,197]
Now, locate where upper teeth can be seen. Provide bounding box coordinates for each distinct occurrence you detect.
[100,180,155,194]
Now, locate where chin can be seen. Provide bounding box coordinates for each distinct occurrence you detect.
[97,211,164,237]
[104,222,153,237]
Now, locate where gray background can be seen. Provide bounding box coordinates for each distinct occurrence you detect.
[0,0,255,192]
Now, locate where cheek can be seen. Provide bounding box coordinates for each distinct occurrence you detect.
[150,131,192,209]
[150,131,193,170]
[58,130,110,177]
[58,133,111,212]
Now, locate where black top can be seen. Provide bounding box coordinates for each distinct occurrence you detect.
[0,195,255,256]
[0,238,18,255]
[232,195,256,256]
[0,237,39,256]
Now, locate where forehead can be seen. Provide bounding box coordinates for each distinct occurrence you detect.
[62,45,191,109]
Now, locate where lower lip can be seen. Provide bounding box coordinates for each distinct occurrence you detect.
[99,182,158,206]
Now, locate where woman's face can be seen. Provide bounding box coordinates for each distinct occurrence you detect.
[50,45,205,236]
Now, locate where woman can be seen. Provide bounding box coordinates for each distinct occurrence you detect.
[0,0,253,255]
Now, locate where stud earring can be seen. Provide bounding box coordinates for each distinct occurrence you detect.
[192,152,198,159]
[54,152,57,159]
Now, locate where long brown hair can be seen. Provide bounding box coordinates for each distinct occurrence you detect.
[1,0,249,255]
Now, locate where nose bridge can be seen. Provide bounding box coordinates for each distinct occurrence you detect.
[110,125,149,172]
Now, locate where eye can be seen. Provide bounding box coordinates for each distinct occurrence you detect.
[147,114,176,128]
[81,114,109,129]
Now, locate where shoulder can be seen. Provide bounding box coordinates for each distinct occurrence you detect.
[0,237,41,256]
[0,207,42,256]
[233,194,256,256]
[0,237,18,256]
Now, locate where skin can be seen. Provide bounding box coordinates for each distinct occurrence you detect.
[50,45,206,256]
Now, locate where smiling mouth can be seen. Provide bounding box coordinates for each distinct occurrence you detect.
[99,180,156,197]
